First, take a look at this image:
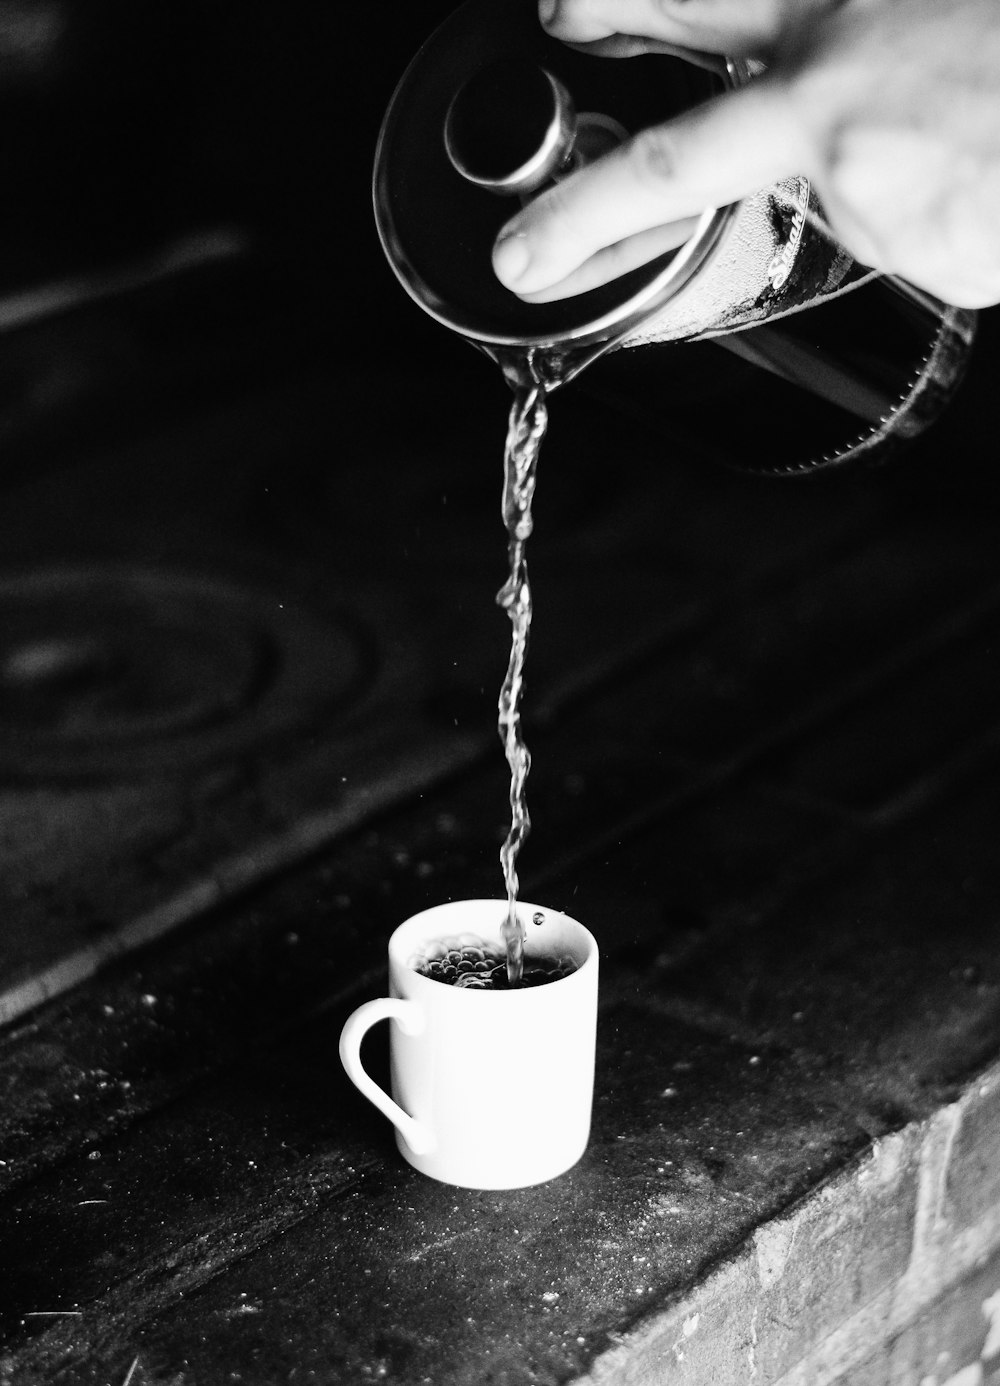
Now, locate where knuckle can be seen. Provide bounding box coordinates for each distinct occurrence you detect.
[649,0,686,22]
[627,126,683,189]
[541,0,596,38]
[538,0,567,34]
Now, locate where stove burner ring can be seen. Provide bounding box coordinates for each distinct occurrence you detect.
[0,565,373,778]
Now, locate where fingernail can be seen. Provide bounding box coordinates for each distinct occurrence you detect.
[493,232,531,286]
[538,0,558,26]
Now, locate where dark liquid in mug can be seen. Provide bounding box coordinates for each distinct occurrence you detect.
[418,943,577,990]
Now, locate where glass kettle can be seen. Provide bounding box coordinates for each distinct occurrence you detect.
[373,0,977,475]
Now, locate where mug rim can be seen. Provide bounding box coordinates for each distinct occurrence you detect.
[388,898,598,995]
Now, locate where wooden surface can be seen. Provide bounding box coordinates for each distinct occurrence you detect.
[1,271,999,1383]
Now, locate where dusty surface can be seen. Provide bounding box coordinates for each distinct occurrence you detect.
[0,292,999,1381]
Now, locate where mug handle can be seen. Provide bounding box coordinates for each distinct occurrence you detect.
[338,998,435,1156]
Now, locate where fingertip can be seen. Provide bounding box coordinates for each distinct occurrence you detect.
[493,232,532,288]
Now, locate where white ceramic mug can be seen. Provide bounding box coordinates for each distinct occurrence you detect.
[338,899,599,1189]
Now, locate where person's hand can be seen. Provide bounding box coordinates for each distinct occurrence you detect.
[492,0,1000,308]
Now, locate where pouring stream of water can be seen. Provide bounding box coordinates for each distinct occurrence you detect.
[496,371,545,982]
[491,344,621,982]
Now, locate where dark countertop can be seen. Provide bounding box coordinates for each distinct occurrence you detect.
[1,251,999,1382]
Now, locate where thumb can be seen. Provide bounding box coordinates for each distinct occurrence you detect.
[493,77,812,299]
